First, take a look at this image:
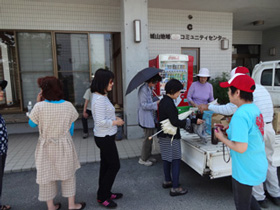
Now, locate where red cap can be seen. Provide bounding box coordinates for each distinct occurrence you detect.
[230,66,250,78]
[220,73,255,92]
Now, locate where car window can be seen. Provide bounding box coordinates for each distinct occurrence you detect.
[275,68,280,86]
[261,69,272,86]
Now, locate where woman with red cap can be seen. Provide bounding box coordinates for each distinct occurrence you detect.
[215,74,268,210]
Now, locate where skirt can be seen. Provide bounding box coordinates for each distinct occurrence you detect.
[159,137,181,162]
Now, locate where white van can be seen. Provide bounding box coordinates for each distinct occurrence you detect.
[251,60,280,107]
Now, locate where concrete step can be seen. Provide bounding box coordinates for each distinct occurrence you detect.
[3,113,94,134]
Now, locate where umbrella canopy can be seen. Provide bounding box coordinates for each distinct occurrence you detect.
[0,80,7,90]
[125,67,163,95]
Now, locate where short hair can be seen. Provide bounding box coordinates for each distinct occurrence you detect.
[197,76,210,82]
[91,68,114,94]
[229,86,253,102]
[165,79,183,95]
[37,76,64,101]
[146,74,162,83]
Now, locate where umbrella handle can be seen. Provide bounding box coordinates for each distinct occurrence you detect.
[148,129,163,140]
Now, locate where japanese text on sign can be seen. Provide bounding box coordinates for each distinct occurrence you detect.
[150,33,226,41]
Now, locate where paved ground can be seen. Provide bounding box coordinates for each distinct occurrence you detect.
[5,130,160,173]
[2,130,280,210]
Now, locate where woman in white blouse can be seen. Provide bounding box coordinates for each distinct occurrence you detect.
[91,69,124,208]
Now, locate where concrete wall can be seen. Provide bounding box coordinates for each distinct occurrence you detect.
[120,0,149,139]
[233,30,262,45]
[148,8,233,77]
[261,26,280,61]
[0,0,121,32]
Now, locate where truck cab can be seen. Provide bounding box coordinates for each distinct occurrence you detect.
[251,60,280,107]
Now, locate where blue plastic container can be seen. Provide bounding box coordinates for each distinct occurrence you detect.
[202,110,214,134]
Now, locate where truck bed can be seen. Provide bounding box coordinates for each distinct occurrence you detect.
[180,129,280,179]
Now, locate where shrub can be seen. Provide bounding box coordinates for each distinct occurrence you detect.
[209,72,230,105]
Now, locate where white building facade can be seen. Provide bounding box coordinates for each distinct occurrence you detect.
[0,0,279,138]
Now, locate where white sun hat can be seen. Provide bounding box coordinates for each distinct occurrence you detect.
[196,68,210,77]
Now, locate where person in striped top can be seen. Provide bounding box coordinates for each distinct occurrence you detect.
[91,69,124,208]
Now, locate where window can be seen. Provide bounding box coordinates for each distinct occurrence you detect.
[0,31,21,110]
[56,33,90,106]
[0,30,122,113]
[261,69,272,86]
[17,32,54,108]
[275,68,280,86]
[181,47,200,76]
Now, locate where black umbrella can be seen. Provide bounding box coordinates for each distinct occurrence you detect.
[0,80,7,90]
[125,67,163,95]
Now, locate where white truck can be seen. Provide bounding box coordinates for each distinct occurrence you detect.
[181,60,280,179]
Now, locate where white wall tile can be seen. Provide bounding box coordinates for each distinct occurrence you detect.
[0,0,121,32]
[148,8,233,77]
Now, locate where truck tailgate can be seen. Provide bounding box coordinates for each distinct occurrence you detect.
[180,129,280,179]
[180,129,231,179]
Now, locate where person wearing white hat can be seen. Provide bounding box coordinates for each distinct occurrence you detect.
[187,68,214,107]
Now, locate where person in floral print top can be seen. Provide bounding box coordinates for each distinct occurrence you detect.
[0,80,11,210]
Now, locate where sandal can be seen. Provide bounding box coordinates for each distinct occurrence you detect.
[98,199,117,208]
[162,181,172,189]
[170,187,188,196]
[55,203,61,210]
[0,205,11,210]
[110,193,123,200]
[69,202,86,210]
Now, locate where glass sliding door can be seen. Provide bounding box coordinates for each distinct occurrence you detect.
[17,32,53,108]
[0,31,21,111]
[90,34,113,74]
[181,47,200,76]
[56,33,90,107]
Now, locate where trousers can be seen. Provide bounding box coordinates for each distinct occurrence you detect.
[232,178,260,210]
[38,175,76,201]
[252,123,280,200]
[0,154,6,206]
[141,128,154,161]
[94,135,120,201]
[81,109,93,134]
[163,159,181,188]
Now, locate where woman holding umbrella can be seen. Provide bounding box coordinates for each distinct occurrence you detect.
[138,73,162,166]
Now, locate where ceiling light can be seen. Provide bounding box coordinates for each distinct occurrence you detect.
[253,20,264,26]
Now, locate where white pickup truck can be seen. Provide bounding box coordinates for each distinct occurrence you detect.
[181,60,280,179]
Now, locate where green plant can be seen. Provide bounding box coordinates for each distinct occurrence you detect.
[209,72,230,105]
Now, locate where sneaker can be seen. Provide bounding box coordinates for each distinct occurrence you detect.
[170,187,188,196]
[110,193,123,200]
[270,196,280,206]
[162,181,172,189]
[138,158,153,166]
[258,199,269,208]
[97,199,117,208]
[148,157,157,163]
[83,133,89,139]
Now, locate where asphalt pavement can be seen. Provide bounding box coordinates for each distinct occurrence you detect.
[3,156,280,210]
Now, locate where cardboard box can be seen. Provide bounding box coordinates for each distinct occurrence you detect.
[273,108,280,134]
[211,113,230,128]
